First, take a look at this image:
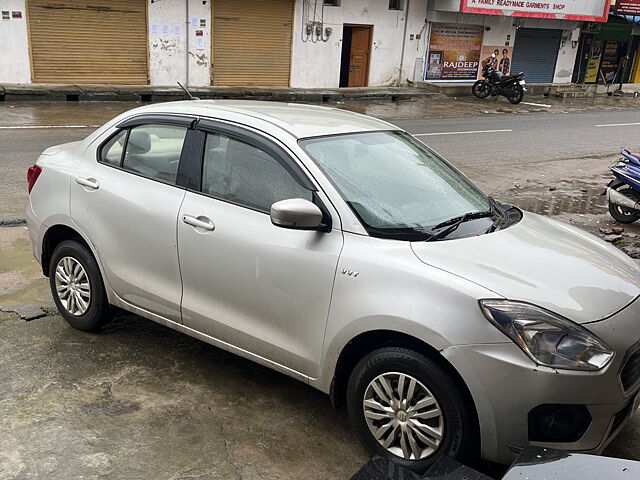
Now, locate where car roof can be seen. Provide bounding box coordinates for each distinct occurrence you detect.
[130,100,399,139]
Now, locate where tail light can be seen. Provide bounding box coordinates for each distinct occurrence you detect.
[27,165,42,194]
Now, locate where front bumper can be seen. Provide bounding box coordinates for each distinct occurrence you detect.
[443,297,640,464]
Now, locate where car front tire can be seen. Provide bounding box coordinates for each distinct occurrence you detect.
[49,240,112,331]
[346,347,475,473]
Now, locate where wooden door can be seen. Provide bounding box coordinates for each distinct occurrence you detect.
[348,26,372,87]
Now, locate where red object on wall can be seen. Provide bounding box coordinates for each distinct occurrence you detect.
[615,0,640,15]
[459,0,610,23]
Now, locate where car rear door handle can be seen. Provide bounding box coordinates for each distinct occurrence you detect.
[182,215,215,231]
[75,177,100,190]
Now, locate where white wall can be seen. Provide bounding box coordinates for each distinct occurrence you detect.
[553,30,580,83]
[0,0,31,83]
[148,0,211,86]
[291,0,429,88]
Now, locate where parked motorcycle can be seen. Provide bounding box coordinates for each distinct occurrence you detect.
[472,55,526,105]
[606,148,640,223]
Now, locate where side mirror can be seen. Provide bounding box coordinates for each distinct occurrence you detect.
[270,198,323,230]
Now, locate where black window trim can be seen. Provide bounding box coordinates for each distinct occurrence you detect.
[196,119,317,192]
[96,115,197,188]
[188,119,332,231]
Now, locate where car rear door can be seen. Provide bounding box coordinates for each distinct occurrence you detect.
[70,114,196,322]
[177,120,343,379]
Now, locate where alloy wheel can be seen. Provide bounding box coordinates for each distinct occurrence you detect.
[54,256,91,316]
[363,372,445,461]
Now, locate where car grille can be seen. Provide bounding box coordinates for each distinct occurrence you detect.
[621,346,640,393]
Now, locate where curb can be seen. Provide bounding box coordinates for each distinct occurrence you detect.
[0,85,442,103]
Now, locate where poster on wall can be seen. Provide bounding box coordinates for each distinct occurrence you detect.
[426,23,484,80]
[460,0,610,23]
[584,40,603,83]
[477,46,513,79]
[615,0,640,15]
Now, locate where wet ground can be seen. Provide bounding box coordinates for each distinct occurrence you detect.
[2,98,640,479]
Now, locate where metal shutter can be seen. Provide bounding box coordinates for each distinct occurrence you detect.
[510,28,562,84]
[27,0,148,84]
[213,0,293,86]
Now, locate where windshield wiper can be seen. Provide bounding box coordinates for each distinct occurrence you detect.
[426,210,494,242]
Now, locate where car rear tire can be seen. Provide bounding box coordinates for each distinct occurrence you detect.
[49,240,112,331]
[346,347,475,473]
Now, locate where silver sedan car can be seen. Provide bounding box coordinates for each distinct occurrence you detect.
[26,101,640,471]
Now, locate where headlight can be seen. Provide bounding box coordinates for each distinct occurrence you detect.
[479,300,613,371]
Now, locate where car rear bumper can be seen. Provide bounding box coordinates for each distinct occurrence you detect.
[442,298,640,464]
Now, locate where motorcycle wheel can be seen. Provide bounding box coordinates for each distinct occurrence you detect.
[507,86,524,104]
[472,80,490,99]
[609,184,640,223]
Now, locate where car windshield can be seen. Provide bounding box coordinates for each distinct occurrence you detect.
[299,131,491,239]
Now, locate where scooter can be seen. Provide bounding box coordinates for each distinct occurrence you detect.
[472,55,526,105]
[606,148,640,223]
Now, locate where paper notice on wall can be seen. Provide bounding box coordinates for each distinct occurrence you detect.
[161,24,170,36]
[200,18,206,28]
[11,11,22,19]
[191,16,199,29]
[1,11,9,20]
[196,36,205,50]
[174,24,182,37]
[150,23,159,35]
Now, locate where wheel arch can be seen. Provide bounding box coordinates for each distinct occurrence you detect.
[328,329,480,449]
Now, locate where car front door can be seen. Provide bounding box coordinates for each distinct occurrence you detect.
[71,115,195,321]
[177,121,343,378]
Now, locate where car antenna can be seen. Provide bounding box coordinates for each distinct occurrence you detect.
[177,82,200,100]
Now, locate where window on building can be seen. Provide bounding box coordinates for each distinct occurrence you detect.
[324,0,341,6]
[201,133,312,213]
[389,0,404,10]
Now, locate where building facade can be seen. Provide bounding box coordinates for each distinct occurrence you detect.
[0,0,633,88]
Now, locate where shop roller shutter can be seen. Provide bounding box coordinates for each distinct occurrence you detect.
[27,0,148,84]
[213,0,293,87]
[510,28,562,84]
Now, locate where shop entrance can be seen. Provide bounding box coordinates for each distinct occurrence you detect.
[511,28,562,83]
[340,25,372,87]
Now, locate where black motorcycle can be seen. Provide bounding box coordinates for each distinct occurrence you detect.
[472,59,526,105]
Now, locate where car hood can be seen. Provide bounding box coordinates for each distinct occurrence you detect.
[411,212,640,324]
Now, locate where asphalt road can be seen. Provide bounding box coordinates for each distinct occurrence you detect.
[2,103,640,220]
[393,109,640,169]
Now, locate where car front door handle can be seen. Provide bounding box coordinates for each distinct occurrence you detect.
[75,177,100,190]
[182,215,215,232]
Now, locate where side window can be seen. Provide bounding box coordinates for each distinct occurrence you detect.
[122,124,188,183]
[201,133,313,212]
[100,129,127,167]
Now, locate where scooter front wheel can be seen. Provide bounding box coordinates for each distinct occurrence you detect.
[472,80,491,99]
[609,184,640,223]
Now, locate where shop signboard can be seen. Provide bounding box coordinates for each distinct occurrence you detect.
[615,0,640,15]
[460,0,611,22]
[425,23,484,81]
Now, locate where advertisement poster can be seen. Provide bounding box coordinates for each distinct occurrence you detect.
[615,0,640,15]
[460,0,610,23]
[477,46,513,79]
[584,40,603,83]
[426,23,484,80]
